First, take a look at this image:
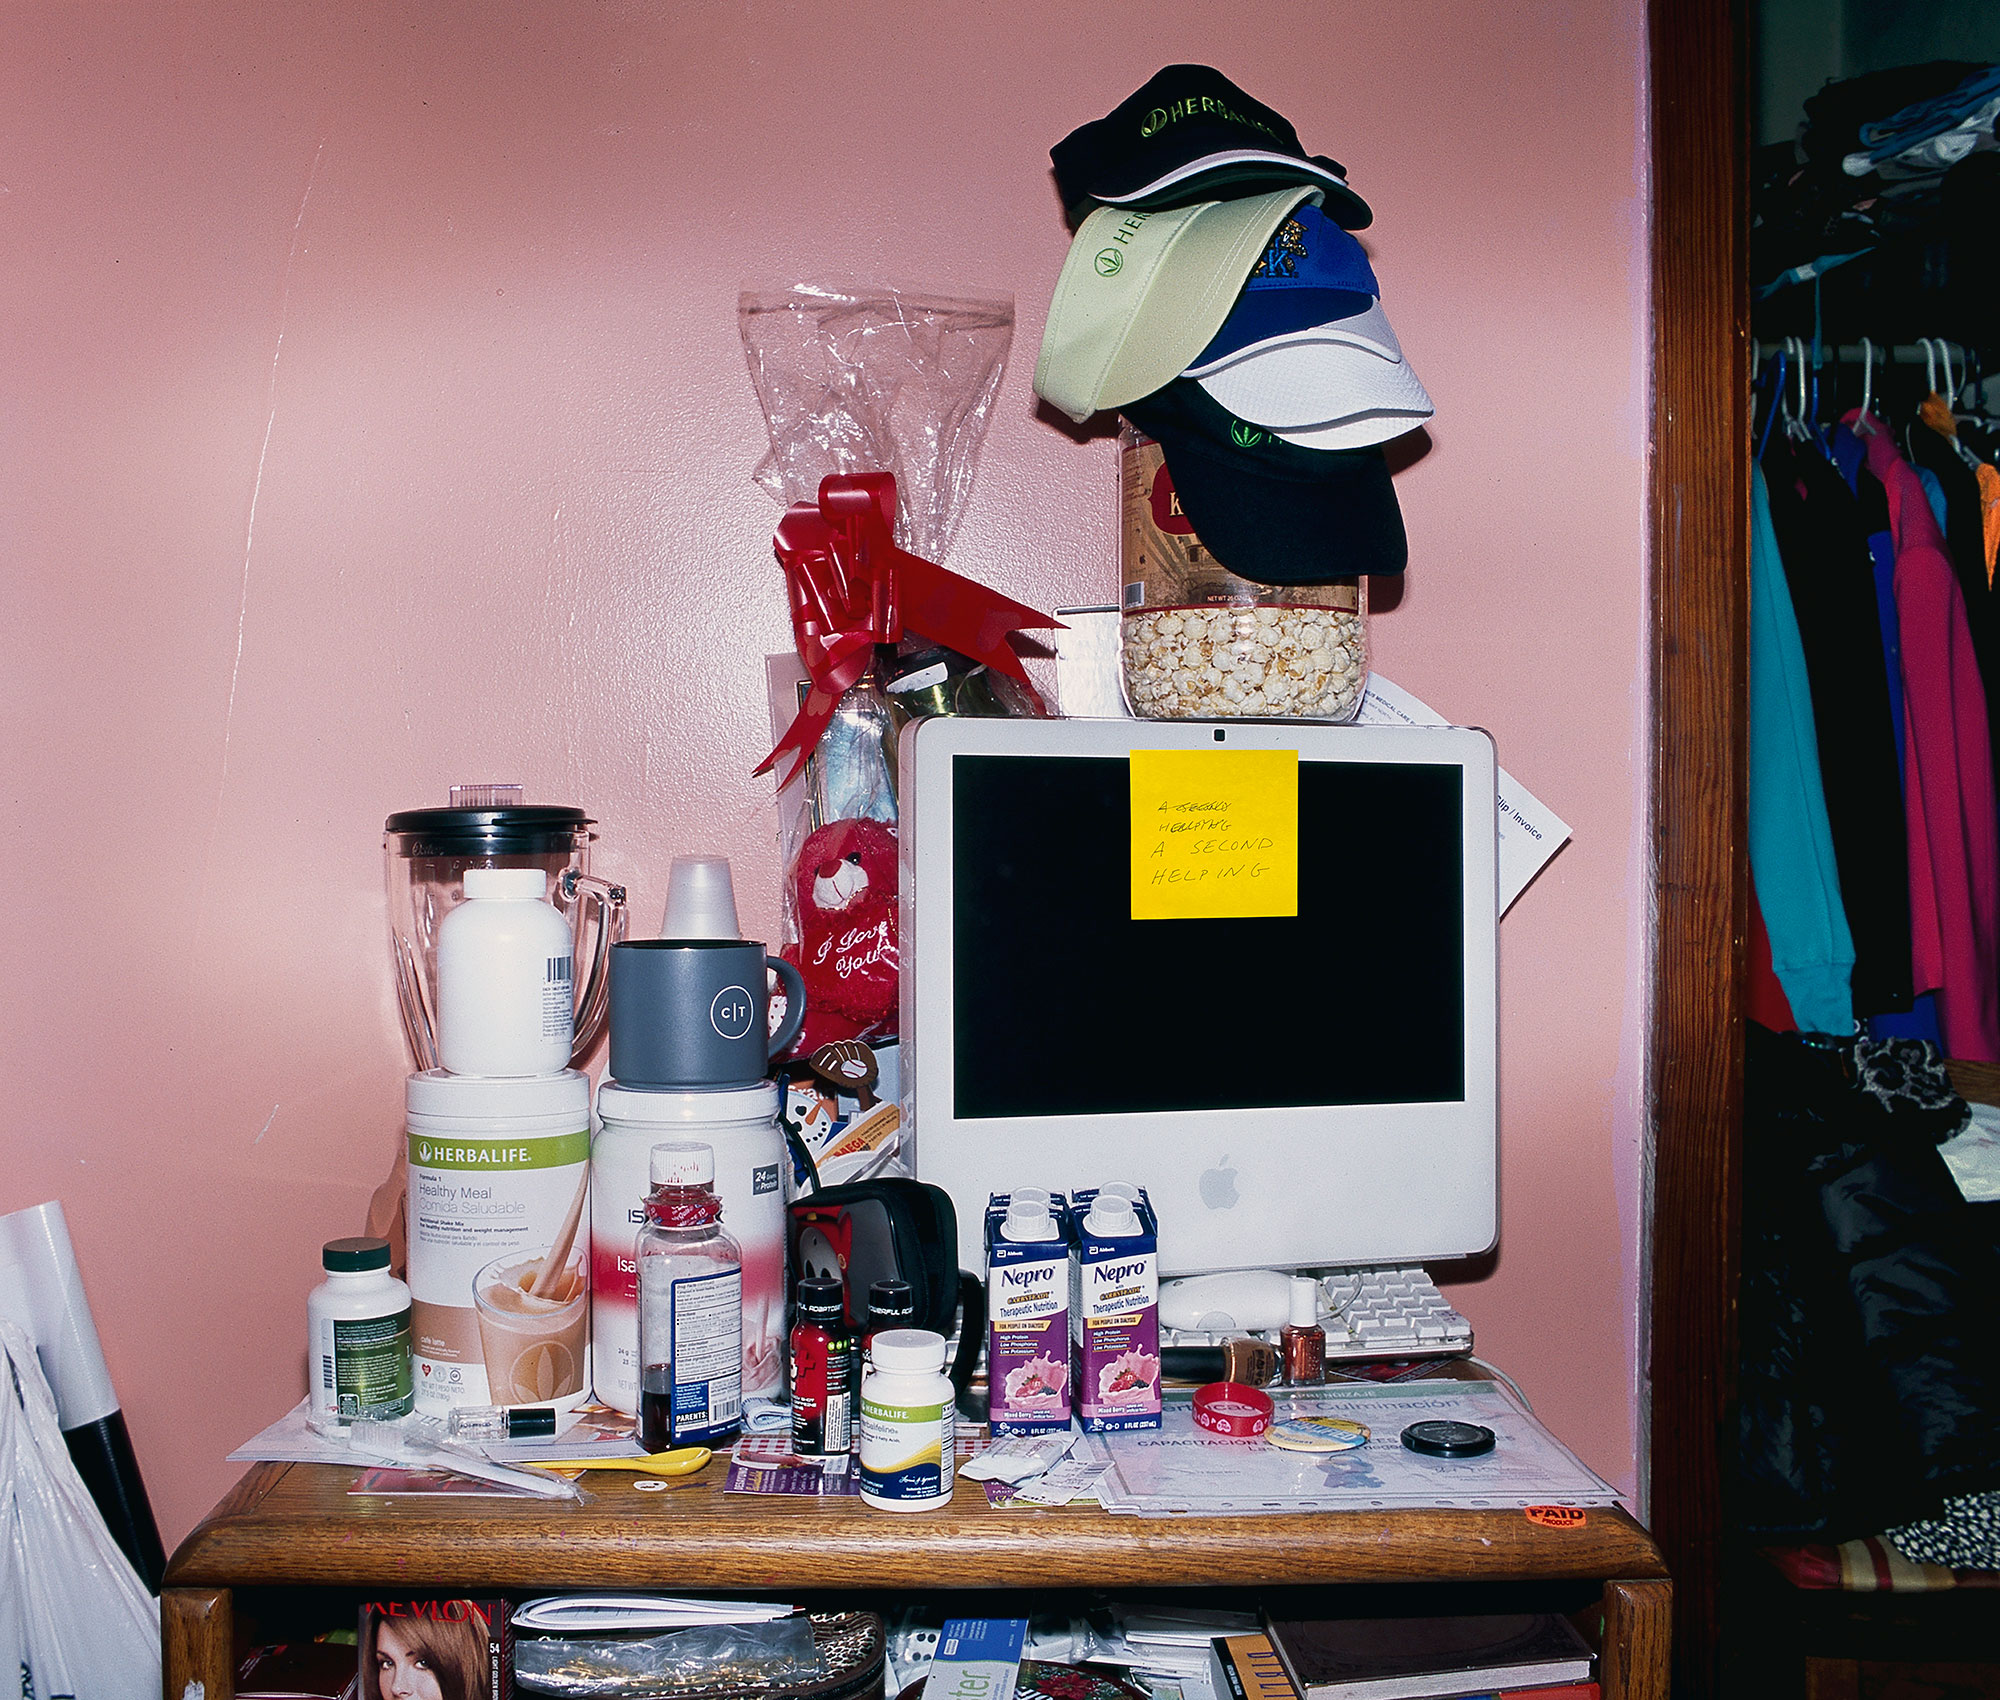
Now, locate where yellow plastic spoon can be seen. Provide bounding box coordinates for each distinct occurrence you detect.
[526,1447,712,1476]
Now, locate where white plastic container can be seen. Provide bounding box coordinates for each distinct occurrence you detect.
[858,1328,956,1512]
[593,1079,788,1411]
[1119,424,1367,722]
[436,866,575,1076]
[405,1069,592,1414]
[308,1237,413,1430]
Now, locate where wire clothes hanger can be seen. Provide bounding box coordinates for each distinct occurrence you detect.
[1920,336,1986,471]
[1784,335,1833,458]
[1755,344,1789,464]
[1854,336,1879,436]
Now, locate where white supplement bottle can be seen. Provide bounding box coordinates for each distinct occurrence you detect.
[858,1328,956,1513]
[436,866,574,1076]
[308,1237,413,1431]
[592,1079,788,1411]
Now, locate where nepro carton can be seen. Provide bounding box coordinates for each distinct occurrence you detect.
[985,1192,1074,1435]
[1069,1187,1161,1432]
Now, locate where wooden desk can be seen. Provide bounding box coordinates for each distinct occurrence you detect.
[164,1459,1671,1699]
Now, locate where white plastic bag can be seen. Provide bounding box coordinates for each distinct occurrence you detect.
[0,1319,158,1700]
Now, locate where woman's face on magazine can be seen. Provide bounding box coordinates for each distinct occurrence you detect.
[375,1621,443,1700]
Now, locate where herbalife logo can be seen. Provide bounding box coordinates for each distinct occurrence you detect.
[419,1144,432,1162]
[1230,420,1270,449]
[1096,211,1147,278]
[1139,96,1280,142]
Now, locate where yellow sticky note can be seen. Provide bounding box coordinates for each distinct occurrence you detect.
[1130,748,1299,920]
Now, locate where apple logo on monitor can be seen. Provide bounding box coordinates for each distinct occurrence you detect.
[1199,1157,1239,1210]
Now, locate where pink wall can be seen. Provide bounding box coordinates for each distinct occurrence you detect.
[0,2,1650,1547]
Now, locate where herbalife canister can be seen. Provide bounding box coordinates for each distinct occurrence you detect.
[593,1079,787,1412]
[405,1070,592,1415]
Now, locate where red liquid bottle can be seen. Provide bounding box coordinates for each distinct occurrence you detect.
[636,1142,743,1451]
[789,1276,858,1458]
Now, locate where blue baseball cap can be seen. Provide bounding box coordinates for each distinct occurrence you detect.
[1187,205,1380,371]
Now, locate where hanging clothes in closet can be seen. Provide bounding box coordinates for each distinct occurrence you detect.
[1747,460,1855,1037]
[1854,410,2000,1058]
[1748,47,2000,1058]
[1759,424,1914,1016]
[1752,354,2000,1061]
[1740,57,2000,1565]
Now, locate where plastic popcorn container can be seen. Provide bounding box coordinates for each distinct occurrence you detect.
[1119,424,1367,722]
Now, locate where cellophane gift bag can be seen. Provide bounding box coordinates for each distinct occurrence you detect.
[740,284,1053,1066]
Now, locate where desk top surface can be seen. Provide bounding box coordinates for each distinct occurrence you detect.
[167,1459,1668,1593]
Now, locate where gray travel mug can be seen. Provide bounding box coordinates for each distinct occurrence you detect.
[609,939,808,1089]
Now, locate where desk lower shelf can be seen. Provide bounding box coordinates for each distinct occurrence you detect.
[164,1461,1670,1699]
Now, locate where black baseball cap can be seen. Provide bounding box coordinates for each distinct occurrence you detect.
[1122,377,1407,583]
[1052,65,1371,230]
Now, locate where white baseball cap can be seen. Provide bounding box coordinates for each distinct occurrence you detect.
[1190,297,1433,446]
[1033,185,1318,424]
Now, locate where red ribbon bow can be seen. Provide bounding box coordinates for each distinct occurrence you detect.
[755,472,1061,784]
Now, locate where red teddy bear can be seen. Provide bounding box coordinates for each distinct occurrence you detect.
[781,817,898,1055]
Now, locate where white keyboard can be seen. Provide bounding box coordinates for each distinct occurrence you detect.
[1320,1266,1472,1359]
[1159,1266,1473,1362]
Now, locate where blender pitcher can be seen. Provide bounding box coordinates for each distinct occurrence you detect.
[385,785,628,1072]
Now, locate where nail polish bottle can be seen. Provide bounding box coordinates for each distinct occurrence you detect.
[1282,1276,1326,1386]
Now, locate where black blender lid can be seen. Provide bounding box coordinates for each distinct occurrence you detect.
[385,801,592,856]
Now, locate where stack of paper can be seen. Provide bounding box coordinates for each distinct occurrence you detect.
[512,1597,793,1633]
[1115,1612,1264,1679]
[1085,1383,1619,1516]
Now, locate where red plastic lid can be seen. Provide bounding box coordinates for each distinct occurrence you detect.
[1191,1381,1274,1437]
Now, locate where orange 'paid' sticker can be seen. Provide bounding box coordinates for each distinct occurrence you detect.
[1525,1505,1587,1529]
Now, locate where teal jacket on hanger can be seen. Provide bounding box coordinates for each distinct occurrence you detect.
[1749,464,1856,1035]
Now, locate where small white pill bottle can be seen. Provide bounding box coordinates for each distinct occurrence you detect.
[857,1328,956,1513]
[308,1236,414,1431]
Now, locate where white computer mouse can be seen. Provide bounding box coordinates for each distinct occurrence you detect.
[1158,1269,1297,1334]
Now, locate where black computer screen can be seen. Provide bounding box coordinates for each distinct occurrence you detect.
[951,753,1466,1119]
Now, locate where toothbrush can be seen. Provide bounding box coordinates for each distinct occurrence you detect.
[347,1415,582,1500]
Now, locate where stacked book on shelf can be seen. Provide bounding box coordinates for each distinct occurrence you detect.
[1213,1613,1597,1700]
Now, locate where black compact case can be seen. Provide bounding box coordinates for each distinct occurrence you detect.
[786,1179,984,1392]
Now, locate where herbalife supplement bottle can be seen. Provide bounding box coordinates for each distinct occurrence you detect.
[308,1237,413,1431]
[858,1328,955,1512]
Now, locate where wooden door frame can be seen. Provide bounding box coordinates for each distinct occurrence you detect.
[1646,0,1748,1694]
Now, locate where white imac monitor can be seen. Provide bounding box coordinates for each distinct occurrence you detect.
[899,715,1498,1277]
